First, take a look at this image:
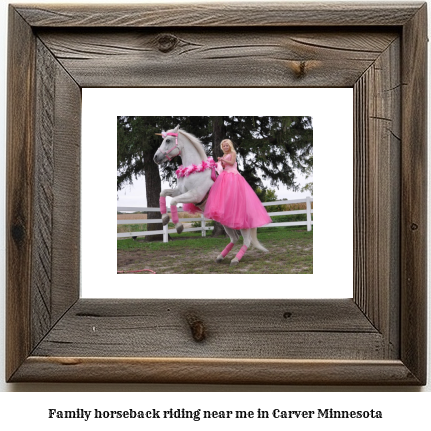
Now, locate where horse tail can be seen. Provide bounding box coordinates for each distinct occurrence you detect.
[250,228,269,252]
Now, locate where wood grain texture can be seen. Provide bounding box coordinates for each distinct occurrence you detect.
[6,7,36,381]
[12,358,420,385]
[6,2,427,385]
[15,2,423,27]
[50,52,81,324]
[400,3,428,384]
[31,40,81,350]
[32,299,383,360]
[37,29,398,88]
[353,38,401,358]
[32,40,56,347]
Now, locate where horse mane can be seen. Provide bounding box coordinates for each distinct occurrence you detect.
[178,129,207,161]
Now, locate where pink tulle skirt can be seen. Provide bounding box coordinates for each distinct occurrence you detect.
[183,203,202,214]
[204,172,272,229]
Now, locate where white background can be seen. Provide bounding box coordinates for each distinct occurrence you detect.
[0,0,430,420]
[81,87,353,299]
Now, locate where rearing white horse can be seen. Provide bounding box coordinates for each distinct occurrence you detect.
[153,125,268,265]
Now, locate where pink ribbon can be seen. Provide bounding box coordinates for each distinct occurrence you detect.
[221,242,235,258]
[235,245,248,261]
[170,205,179,224]
[159,196,167,214]
[176,157,217,178]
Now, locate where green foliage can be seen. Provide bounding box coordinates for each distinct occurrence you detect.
[191,219,215,228]
[300,182,314,195]
[256,187,287,212]
[117,116,313,197]
[299,154,313,195]
[224,116,313,193]
[117,116,209,191]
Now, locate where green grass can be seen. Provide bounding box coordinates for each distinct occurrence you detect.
[118,226,309,249]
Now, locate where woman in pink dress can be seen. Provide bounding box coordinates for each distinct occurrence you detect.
[204,139,272,229]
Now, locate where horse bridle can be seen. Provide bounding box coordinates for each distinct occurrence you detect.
[156,132,181,161]
[156,130,218,185]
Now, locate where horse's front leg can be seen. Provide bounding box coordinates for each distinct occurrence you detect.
[160,189,181,226]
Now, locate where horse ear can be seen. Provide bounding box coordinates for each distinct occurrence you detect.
[174,124,180,132]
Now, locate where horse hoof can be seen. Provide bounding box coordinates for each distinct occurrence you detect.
[216,254,224,263]
[162,214,170,225]
[230,258,239,266]
[176,223,184,234]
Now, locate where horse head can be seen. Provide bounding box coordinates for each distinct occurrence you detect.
[153,124,181,165]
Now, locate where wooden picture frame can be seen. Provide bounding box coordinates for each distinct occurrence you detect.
[6,2,427,385]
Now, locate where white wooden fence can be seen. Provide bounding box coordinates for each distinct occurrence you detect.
[117,196,313,243]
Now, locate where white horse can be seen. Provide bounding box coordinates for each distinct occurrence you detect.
[153,125,268,265]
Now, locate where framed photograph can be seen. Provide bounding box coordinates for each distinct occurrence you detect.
[114,113,316,277]
[6,2,427,384]
[85,90,351,299]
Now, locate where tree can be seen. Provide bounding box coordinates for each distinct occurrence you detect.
[300,155,313,196]
[117,116,210,191]
[117,116,313,239]
[256,187,285,212]
[205,116,313,236]
[117,117,178,240]
[223,116,313,193]
[117,116,209,240]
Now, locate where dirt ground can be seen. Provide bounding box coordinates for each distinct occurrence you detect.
[117,233,313,275]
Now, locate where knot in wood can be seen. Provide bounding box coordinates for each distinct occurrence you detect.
[157,34,179,53]
[186,314,206,342]
[411,223,419,231]
[11,223,25,245]
[288,60,321,79]
[291,61,307,79]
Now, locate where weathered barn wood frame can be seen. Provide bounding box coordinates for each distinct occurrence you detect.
[6,2,427,384]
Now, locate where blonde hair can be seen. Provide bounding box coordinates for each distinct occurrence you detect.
[220,139,236,155]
